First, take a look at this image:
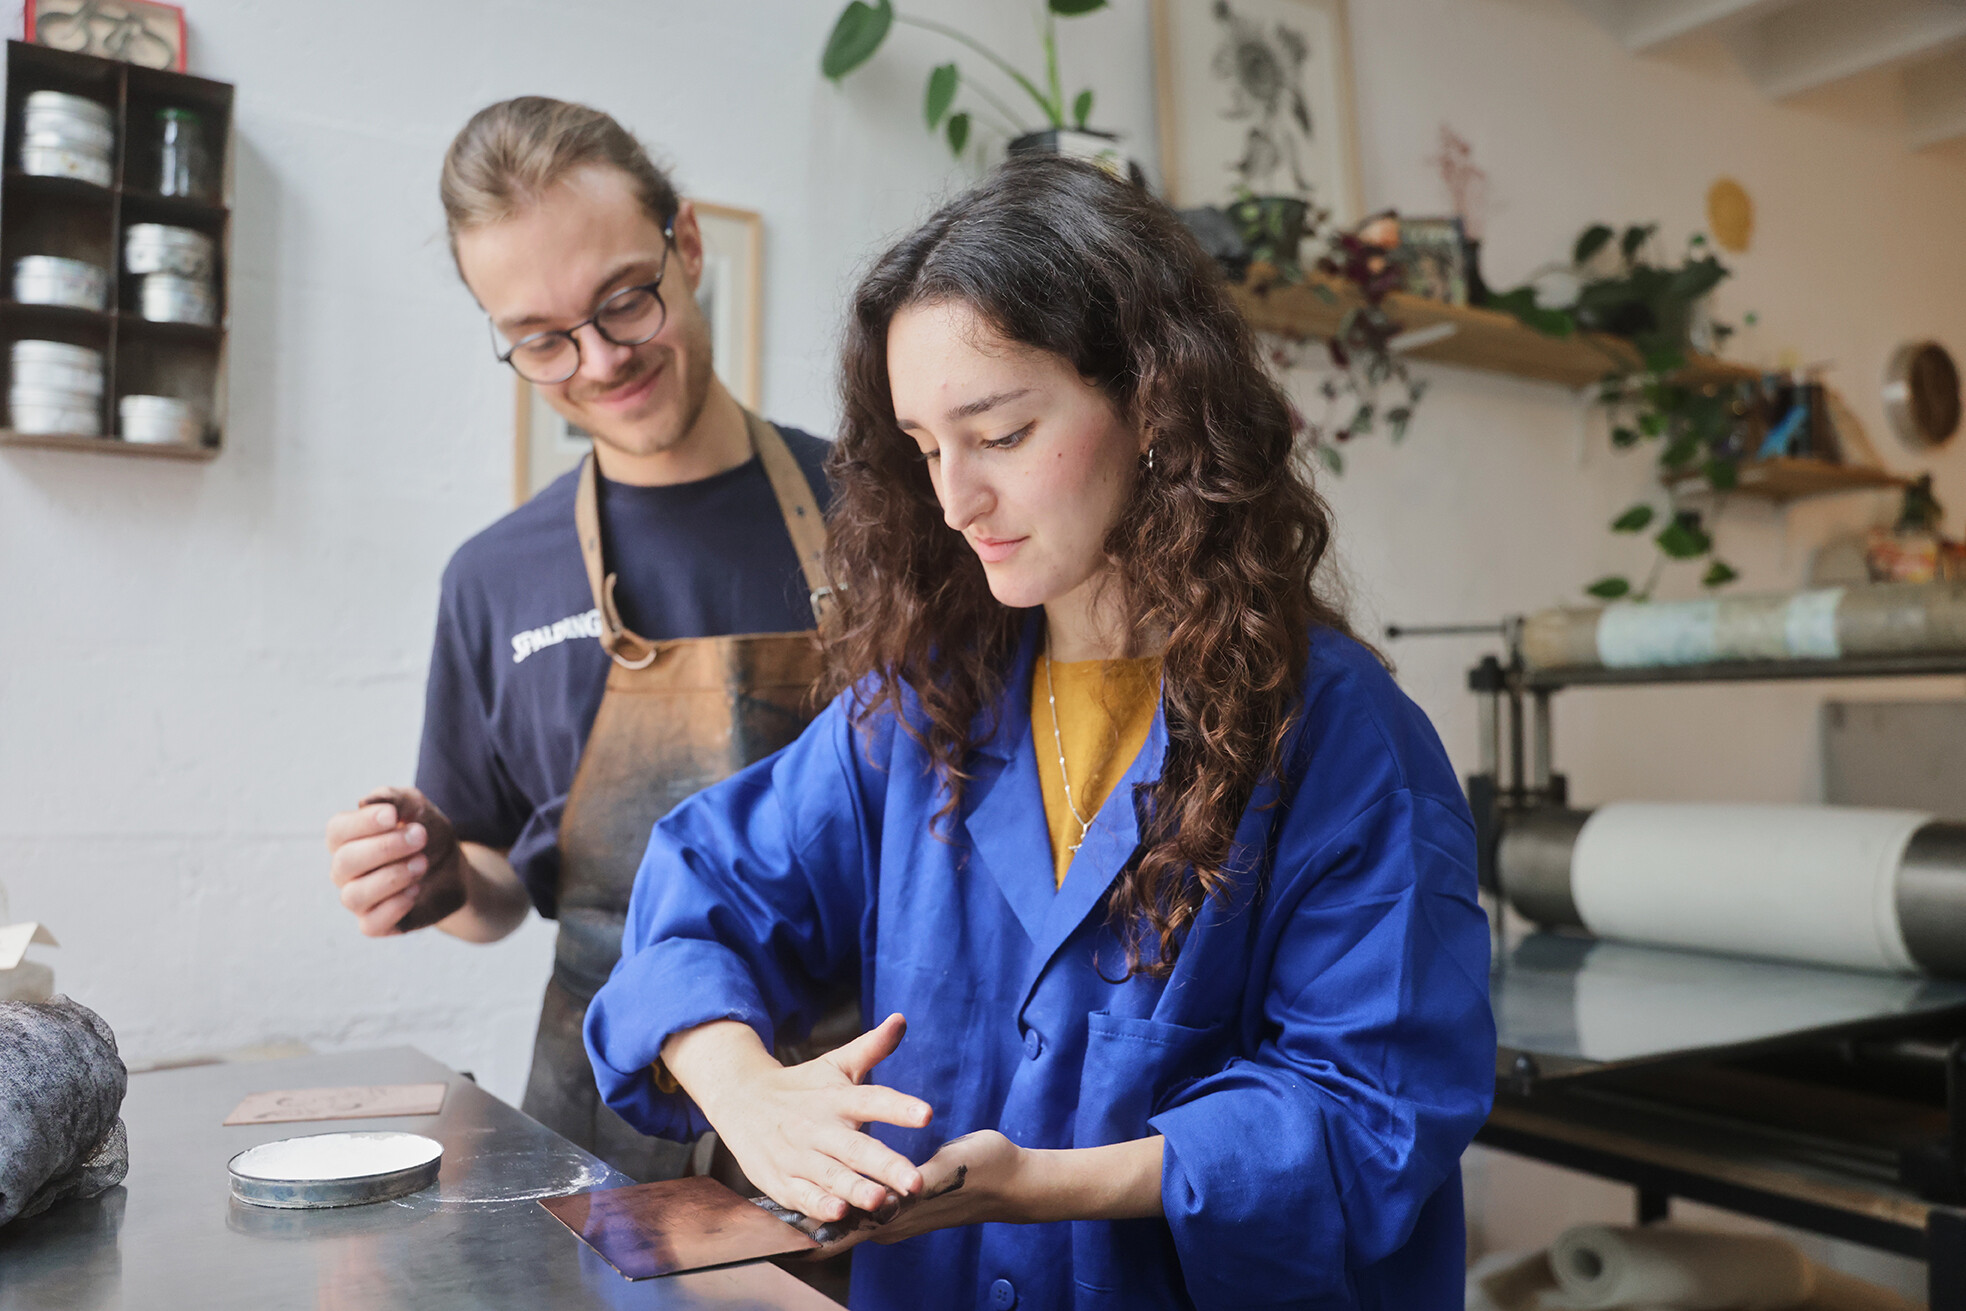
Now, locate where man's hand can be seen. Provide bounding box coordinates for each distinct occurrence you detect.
[324,786,466,935]
[666,1014,932,1226]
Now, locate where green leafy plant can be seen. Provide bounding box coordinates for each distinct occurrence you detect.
[823,0,1109,157]
[1493,223,1756,600]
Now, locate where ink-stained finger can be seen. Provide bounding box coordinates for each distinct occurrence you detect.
[785,1176,849,1224]
[808,1155,889,1214]
[840,1082,933,1132]
[820,1125,922,1198]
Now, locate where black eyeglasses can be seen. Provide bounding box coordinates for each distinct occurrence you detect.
[491,221,675,384]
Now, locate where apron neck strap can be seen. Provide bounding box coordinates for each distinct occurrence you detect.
[574,410,833,666]
[574,453,655,667]
[746,409,833,624]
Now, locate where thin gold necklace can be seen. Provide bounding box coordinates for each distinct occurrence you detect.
[1043,650,1093,853]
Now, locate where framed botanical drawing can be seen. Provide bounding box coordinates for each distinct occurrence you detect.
[1152,0,1363,224]
[512,199,765,503]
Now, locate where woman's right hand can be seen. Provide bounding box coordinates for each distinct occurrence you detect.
[667,1013,932,1224]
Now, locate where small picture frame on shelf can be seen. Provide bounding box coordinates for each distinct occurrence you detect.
[512,199,765,503]
[24,0,185,71]
[1393,216,1470,306]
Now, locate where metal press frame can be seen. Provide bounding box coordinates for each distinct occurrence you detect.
[1425,624,1966,1305]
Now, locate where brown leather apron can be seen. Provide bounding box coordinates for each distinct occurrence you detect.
[518,410,832,1181]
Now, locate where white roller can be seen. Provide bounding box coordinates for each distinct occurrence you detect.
[1548,1224,1812,1309]
[1571,803,1928,973]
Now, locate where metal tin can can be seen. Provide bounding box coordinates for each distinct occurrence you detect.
[12,340,105,396]
[20,142,112,188]
[124,224,215,277]
[21,117,115,156]
[118,394,201,445]
[12,256,109,311]
[24,91,113,132]
[10,387,101,436]
[139,272,216,326]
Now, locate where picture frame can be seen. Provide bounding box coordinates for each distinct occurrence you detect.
[24,0,186,71]
[512,199,765,504]
[1393,216,1470,307]
[1152,0,1363,223]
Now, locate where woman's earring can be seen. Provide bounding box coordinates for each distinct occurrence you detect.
[1145,446,1156,473]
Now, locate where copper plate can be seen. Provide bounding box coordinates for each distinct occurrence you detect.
[538,1175,817,1279]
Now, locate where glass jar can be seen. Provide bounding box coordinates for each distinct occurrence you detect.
[156,107,213,201]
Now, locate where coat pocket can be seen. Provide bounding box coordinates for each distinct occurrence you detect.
[1071,1013,1226,1304]
[1074,1011,1226,1147]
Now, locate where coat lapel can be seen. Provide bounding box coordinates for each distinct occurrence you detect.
[960,621,1053,946]
[1021,670,1169,1002]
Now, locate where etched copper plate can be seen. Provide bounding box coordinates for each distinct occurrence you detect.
[538,1175,817,1279]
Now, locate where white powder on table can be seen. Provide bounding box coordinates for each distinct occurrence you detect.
[230,1132,442,1182]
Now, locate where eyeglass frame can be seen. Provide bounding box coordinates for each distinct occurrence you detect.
[489,218,677,384]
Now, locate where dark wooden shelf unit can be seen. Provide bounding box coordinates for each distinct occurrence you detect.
[0,39,232,459]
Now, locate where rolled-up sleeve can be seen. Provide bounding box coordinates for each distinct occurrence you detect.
[1149,787,1494,1308]
[583,695,884,1140]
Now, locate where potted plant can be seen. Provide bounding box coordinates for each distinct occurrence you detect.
[1491,223,1755,598]
[821,0,1134,176]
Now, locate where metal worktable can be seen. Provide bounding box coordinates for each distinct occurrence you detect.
[0,1045,835,1309]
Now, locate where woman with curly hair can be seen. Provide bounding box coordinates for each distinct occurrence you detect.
[585,156,1492,1310]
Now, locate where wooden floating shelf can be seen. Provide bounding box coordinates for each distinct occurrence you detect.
[0,429,216,461]
[1227,269,1756,389]
[1665,456,1907,503]
[1229,268,1906,504]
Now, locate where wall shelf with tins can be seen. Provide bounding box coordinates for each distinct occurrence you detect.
[1229,267,1906,505]
[0,39,231,461]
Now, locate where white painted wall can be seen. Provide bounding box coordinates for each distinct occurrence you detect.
[2,0,1962,1282]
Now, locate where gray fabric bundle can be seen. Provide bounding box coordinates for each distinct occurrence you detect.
[0,996,129,1226]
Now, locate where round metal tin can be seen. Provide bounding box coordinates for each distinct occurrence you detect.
[13,256,109,311]
[118,394,200,445]
[139,272,215,326]
[22,118,115,154]
[13,338,103,369]
[124,224,214,277]
[25,91,112,130]
[227,1132,444,1210]
[20,143,111,188]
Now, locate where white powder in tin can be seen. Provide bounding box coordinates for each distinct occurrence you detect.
[231,1132,443,1182]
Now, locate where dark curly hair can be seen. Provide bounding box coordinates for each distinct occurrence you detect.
[825,156,1355,977]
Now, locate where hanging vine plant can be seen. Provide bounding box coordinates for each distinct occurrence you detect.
[1229,202,1429,473]
[1491,222,1756,599]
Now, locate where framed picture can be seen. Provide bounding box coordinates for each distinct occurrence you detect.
[1394,216,1469,306]
[25,0,186,70]
[1152,0,1363,223]
[512,199,765,504]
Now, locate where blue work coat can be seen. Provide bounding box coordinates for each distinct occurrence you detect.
[586,623,1494,1310]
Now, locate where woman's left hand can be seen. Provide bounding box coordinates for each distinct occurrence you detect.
[781,1130,1026,1258]
[868,1130,1024,1244]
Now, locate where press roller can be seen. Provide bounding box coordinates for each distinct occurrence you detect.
[1498,803,1966,978]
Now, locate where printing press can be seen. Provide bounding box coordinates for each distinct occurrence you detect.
[1409,583,1966,1306]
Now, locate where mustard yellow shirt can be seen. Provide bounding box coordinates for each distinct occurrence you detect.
[1031,653,1163,887]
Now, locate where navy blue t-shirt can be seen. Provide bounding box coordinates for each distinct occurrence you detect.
[413,424,831,918]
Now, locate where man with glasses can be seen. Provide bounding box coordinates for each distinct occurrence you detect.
[321,98,834,1181]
